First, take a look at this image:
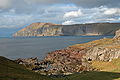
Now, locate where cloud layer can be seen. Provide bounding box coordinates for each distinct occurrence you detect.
[0,0,120,28]
[62,6,120,25]
[0,0,11,8]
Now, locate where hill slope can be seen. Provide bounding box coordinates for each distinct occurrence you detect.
[0,56,53,80]
[0,56,120,80]
[13,22,120,37]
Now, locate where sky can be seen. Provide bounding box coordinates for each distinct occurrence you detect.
[0,0,120,29]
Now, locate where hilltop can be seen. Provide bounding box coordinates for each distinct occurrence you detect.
[13,22,120,37]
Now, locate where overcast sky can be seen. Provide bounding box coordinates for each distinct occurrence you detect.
[0,0,120,28]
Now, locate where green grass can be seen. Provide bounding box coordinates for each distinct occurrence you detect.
[0,56,120,80]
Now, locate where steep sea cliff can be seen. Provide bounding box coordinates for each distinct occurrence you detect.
[13,22,120,37]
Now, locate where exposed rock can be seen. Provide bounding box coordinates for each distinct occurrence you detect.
[70,29,120,61]
[114,29,120,39]
[39,49,93,75]
[15,57,41,70]
[16,57,38,65]
[86,46,120,61]
[13,22,120,37]
[15,49,92,75]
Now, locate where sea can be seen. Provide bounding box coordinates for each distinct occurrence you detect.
[0,36,113,60]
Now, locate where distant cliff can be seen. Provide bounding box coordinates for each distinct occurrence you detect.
[13,22,120,37]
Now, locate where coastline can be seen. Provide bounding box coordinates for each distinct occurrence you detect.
[0,29,120,80]
[14,29,120,75]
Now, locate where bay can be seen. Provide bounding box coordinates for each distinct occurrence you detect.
[0,36,113,60]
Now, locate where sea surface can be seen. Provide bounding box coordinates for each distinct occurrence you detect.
[0,36,113,60]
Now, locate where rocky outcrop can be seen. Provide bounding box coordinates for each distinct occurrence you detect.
[42,49,92,75]
[15,57,40,70]
[13,22,120,37]
[114,29,120,39]
[70,38,120,62]
[85,40,120,61]
[16,57,38,65]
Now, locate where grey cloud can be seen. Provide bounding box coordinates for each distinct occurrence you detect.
[0,14,34,28]
[24,0,67,5]
[0,0,12,8]
[1,0,120,14]
[1,0,119,10]
[0,0,120,28]
[0,4,73,28]
[69,0,120,8]
[23,0,120,8]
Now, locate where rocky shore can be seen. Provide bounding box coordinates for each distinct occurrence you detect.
[15,29,120,75]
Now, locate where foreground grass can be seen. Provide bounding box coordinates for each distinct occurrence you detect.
[0,56,52,80]
[0,56,120,80]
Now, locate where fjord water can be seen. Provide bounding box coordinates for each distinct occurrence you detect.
[0,36,113,60]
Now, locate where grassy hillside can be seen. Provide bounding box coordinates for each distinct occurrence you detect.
[0,56,53,80]
[0,56,120,80]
